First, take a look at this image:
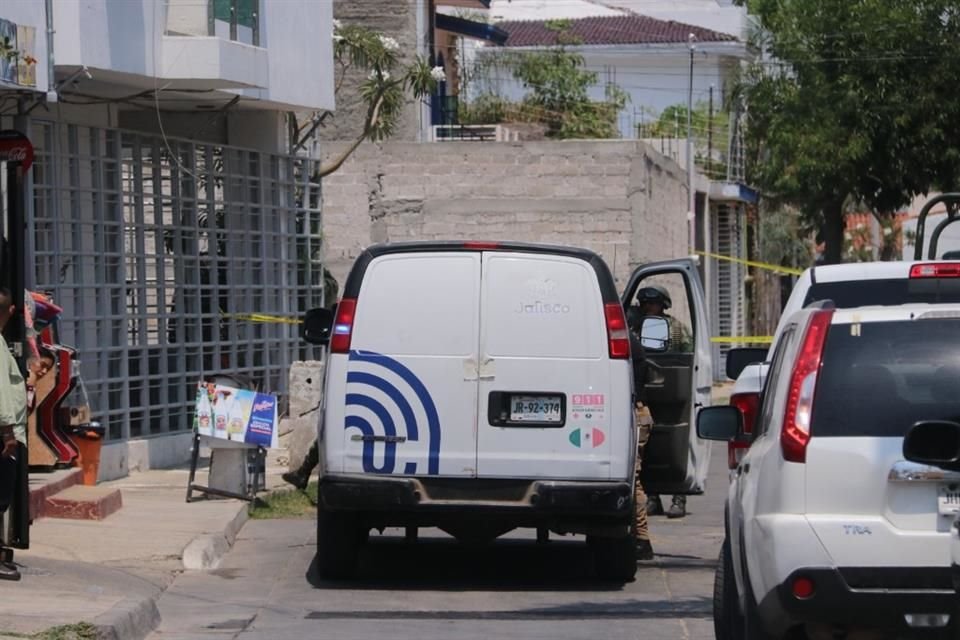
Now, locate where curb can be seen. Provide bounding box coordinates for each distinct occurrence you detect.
[93,595,161,640]
[181,502,250,570]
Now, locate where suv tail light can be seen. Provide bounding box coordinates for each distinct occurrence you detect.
[791,576,816,600]
[728,392,760,469]
[463,241,501,250]
[910,263,960,278]
[330,298,358,354]
[604,303,630,359]
[781,309,833,463]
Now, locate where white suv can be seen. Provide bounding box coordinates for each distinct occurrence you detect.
[699,303,960,639]
[725,191,960,472]
[725,260,960,471]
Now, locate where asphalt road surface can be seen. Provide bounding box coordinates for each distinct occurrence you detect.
[148,447,728,640]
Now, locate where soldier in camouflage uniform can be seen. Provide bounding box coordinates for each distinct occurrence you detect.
[626,305,654,560]
[635,285,693,519]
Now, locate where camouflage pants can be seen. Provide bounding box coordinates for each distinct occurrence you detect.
[634,402,653,542]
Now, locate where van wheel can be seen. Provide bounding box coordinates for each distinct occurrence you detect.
[316,504,360,580]
[589,534,638,582]
[714,539,744,640]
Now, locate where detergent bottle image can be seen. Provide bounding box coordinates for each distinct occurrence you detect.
[196,385,213,437]
[213,390,229,437]
[228,393,247,441]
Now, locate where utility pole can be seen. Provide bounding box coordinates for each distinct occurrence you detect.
[707,85,714,178]
[687,33,696,255]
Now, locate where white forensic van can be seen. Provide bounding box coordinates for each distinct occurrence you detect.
[302,242,713,581]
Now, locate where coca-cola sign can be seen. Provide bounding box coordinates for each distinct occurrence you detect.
[0,130,34,171]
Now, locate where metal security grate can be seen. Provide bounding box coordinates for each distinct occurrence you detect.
[712,203,747,376]
[28,121,324,441]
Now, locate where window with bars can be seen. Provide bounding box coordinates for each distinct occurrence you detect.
[712,203,747,377]
[27,121,324,441]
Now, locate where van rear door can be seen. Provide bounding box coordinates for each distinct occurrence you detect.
[622,258,713,494]
[475,252,630,480]
[338,252,481,477]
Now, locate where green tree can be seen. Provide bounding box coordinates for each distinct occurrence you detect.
[640,102,731,176]
[288,20,441,176]
[508,21,627,138]
[738,0,960,263]
[461,20,627,139]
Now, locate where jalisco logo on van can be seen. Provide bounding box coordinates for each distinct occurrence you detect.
[344,350,441,476]
[515,301,571,315]
[516,277,570,315]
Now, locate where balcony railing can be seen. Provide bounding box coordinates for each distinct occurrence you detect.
[166,0,261,47]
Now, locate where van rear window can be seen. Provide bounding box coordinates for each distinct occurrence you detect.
[804,279,960,308]
[812,318,960,438]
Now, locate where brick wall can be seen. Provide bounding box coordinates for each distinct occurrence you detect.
[321,140,689,291]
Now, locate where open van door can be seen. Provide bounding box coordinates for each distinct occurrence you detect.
[622,258,713,494]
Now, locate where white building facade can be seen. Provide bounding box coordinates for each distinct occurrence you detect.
[1,0,335,477]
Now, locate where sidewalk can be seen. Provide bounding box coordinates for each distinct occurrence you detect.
[3,389,733,639]
[1,464,287,640]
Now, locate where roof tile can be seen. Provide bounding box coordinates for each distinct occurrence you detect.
[497,15,737,47]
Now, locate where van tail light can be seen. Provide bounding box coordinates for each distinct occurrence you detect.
[781,309,833,463]
[604,303,630,359]
[728,392,760,469]
[330,298,358,354]
[910,263,960,278]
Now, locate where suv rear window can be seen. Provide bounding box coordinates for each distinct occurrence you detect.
[804,279,960,308]
[812,317,960,437]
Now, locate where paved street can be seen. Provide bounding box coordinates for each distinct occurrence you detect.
[148,446,727,640]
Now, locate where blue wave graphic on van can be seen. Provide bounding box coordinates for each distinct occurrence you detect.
[345,350,442,475]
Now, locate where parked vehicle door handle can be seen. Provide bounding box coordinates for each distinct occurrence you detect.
[739,463,750,475]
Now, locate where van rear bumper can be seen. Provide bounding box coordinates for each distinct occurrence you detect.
[320,475,633,519]
[759,567,956,634]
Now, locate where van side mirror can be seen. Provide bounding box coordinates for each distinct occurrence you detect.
[697,405,744,441]
[302,307,334,345]
[725,347,768,380]
[903,420,960,472]
[640,317,669,352]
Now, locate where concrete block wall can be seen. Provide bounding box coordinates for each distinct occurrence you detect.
[322,140,689,291]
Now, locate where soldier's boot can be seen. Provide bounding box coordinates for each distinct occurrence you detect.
[667,495,687,519]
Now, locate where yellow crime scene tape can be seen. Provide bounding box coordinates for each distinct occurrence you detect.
[694,250,795,344]
[222,252,789,343]
[695,250,804,276]
[710,336,773,344]
[224,314,773,344]
[222,313,302,325]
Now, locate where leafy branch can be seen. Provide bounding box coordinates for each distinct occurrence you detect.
[288,20,444,176]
